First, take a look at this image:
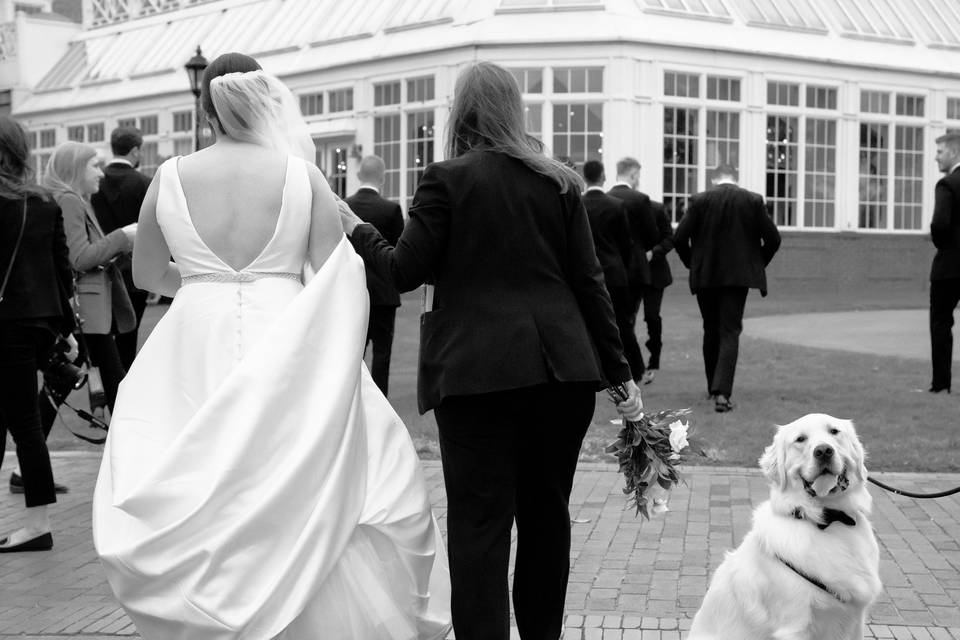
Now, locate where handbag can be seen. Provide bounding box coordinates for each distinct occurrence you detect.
[0,199,27,304]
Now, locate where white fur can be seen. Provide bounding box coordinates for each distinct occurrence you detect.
[688,414,882,640]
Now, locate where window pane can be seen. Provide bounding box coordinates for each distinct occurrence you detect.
[768,81,801,106]
[553,102,602,169]
[804,117,837,227]
[860,90,889,114]
[948,97,960,120]
[374,81,401,107]
[765,115,799,226]
[139,115,158,136]
[663,106,699,223]
[894,124,923,230]
[858,122,889,229]
[664,71,699,98]
[406,110,435,208]
[374,114,402,199]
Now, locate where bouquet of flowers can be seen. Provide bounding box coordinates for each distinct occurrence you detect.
[605,383,692,519]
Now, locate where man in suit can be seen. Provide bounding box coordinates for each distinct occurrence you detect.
[608,157,671,384]
[928,132,960,393]
[346,155,404,396]
[674,164,780,412]
[582,159,645,382]
[90,126,151,371]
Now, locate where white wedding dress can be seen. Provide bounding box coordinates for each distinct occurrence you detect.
[92,155,451,640]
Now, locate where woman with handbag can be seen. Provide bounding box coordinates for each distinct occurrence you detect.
[42,142,137,414]
[0,116,77,552]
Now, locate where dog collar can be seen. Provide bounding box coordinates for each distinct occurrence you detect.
[791,507,857,530]
[775,554,846,602]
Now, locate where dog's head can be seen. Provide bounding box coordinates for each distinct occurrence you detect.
[759,413,868,499]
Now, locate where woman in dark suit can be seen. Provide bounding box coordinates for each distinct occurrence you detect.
[343,62,643,640]
[0,116,76,552]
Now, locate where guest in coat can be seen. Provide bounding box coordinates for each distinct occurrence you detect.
[582,159,647,383]
[341,62,643,640]
[928,132,960,393]
[673,164,780,413]
[90,126,151,371]
[345,155,404,396]
[608,157,672,384]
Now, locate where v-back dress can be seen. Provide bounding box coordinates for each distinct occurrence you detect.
[92,155,451,640]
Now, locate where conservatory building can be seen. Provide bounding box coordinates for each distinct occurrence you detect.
[6,0,960,292]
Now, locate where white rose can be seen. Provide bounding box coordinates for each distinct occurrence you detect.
[668,420,690,453]
[651,497,670,516]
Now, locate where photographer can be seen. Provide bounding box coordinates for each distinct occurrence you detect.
[41,142,137,417]
[0,116,76,552]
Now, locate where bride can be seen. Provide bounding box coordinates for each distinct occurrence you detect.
[91,52,451,640]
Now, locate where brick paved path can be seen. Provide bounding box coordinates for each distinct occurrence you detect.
[2,453,959,639]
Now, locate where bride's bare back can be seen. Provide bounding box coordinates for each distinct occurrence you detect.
[177,143,291,272]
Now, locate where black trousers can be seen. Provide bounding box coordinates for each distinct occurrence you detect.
[434,382,595,640]
[696,287,748,398]
[632,285,666,370]
[610,285,644,379]
[930,278,960,392]
[0,323,57,507]
[365,305,397,396]
[116,288,148,371]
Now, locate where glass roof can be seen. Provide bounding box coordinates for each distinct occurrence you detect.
[731,0,826,30]
[821,0,913,40]
[903,0,960,47]
[641,0,732,19]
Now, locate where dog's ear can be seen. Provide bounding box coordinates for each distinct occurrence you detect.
[846,420,869,483]
[759,428,787,491]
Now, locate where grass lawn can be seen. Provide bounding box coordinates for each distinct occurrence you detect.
[33,282,960,473]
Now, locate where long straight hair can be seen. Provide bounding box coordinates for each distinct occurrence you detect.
[446,62,582,194]
[0,115,47,200]
[41,141,98,200]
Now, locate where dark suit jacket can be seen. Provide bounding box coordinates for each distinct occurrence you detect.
[91,161,150,292]
[351,150,631,412]
[582,189,632,289]
[346,187,404,307]
[930,166,960,281]
[647,200,674,290]
[0,194,75,333]
[674,183,781,296]
[607,185,660,288]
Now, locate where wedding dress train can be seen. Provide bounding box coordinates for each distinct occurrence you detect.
[92,155,451,639]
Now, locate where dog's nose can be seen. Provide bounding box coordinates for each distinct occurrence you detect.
[814,444,834,460]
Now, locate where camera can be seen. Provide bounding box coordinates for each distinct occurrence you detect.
[42,336,87,391]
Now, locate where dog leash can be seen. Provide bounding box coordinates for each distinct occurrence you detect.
[867,477,960,499]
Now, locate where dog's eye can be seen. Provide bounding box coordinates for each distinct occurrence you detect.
[795,435,807,443]
[828,427,840,435]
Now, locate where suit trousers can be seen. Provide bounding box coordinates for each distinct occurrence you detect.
[610,285,645,379]
[115,288,148,371]
[930,278,960,392]
[632,285,665,370]
[695,287,748,398]
[0,323,57,507]
[365,305,397,396]
[434,382,595,640]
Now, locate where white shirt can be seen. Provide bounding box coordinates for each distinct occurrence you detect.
[950,161,960,175]
[108,158,135,168]
[357,185,381,194]
[611,181,633,190]
[584,186,606,194]
[713,177,737,186]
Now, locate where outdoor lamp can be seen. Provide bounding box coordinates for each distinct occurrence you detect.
[184,45,208,151]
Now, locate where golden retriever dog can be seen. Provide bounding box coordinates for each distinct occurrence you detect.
[688,414,882,640]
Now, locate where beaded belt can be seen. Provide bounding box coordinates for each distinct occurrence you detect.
[181,271,301,285]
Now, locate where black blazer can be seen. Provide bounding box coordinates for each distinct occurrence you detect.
[607,185,660,288]
[346,187,404,307]
[674,183,781,296]
[0,194,75,333]
[930,166,960,281]
[351,150,631,412]
[582,189,631,289]
[648,200,674,290]
[91,162,150,233]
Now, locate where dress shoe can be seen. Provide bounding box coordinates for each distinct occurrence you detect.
[9,473,69,495]
[928,387,951,394]
[640,369,656,385]
[0,531,53,553]
[714,395,734,413]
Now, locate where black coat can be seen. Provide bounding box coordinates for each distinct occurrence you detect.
[0,194,75,333]
[91,162,150,233]
[647,200,674,290]
[346,187,404,307]
[582,189,632,289]
[351,150,631,412]
[930,166,960,281]
[607,185,660,288]
[674,183,781,296]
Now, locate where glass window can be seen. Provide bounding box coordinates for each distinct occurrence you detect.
[765,115,799,226]
[117,118,136,129]
[67,125,84,142]
[374,81,402,107]
[823,0,913,40]
[806,85,838,110]
[0,90,11,116]
[804,118,837,228]
[524,103,543,139]
[663,106,699,223]
[328,88,354,113]
[139,115,158,136]
[552,102,603,168]
[553,67,603,93]
[173,138,194,156]
[732,0,827,29]
[510,68,544,94]
[173,110,193,133]
[860,90,890,114]
[642,0,731,18]
[328,146,348,199]
[407,77,435,102]
[87,123,105,143]
[705,110,739,170]
[767,81,800,107]
[894,125,923,230]
[39,129,56,148]
[949,97,960,120]
[707,75,741,102]
[406,110,436,207]
[895,94,924,117]
[27,130,37,150]
[373,114,402,199]
[299,93,324,117]
[858,122,888,229]
[139,141,160,177]
[664,71,700,98]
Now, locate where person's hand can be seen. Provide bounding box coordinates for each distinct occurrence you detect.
[336,198,364,236]
[645,250,654,262]
[121,223,138,245]
[616,379,644,422]
[64,334,79,361]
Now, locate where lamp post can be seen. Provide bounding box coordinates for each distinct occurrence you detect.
[184,46,208,152]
